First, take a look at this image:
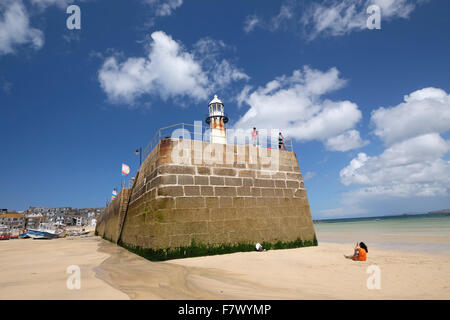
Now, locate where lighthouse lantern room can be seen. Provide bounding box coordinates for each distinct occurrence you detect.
[206,95,228,144]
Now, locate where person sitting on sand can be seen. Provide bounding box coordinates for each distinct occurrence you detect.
[255,243,265,252]
[344,242,368,261]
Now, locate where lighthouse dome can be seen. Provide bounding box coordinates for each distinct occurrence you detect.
[209,94,222,105]
[206,94,228,125]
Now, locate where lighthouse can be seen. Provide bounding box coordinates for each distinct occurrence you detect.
[205,95,228,144]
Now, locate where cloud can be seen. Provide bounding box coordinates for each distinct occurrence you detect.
[341,133,450,192]
[303,171,316,181]
[0,0,44,55]
[1,78,13,95]
[321,86,450,217]
[339,87,450,205]
[192,37,249,90]
[0,0,84,55]
[301,0,417,39]
[62,32,81,43]
[143,0,183,17]
[245,0,421,39]
[319,207,357,218]
[98,31,248,105]
[236,85,252,108]
[371,87,450,145]
[233,66,365,151]
[243,3,295,33]
[30,0,75,9]
[243,15,260,33]
[325,129,369,151]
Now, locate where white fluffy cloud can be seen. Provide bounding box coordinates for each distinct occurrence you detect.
[340,87,450,203]
[0,0,83,55]
[371,87,450,145]
[0,0,44,55]
[341,134,450,189]
[234,66,367,151]
[301,0,417,39]
[325,130,369,152]
[98,31,248,104]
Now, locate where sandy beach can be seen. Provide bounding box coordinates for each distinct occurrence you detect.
[1,234,449,300]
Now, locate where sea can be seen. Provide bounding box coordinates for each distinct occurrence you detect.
[314,213,450,255]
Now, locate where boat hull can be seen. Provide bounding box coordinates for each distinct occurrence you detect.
[27,229,62,239]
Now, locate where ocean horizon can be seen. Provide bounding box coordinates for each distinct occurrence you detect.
[314,213,450,256]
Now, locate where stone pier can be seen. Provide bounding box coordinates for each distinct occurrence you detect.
[96,138,317,260]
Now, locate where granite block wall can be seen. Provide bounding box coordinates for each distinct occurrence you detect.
[112,138,316,251]
[96,188,131,243]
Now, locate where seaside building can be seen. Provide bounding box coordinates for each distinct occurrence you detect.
[22,206,102,226]
[96,95,316,260]
[0,212,25,229]
[25,214,42,229]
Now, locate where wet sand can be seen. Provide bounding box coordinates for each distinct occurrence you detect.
[1,236,449,299]
[0,236,128,299]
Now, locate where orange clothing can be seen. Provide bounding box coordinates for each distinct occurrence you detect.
[351,248,367,261]
[358,248,367,261]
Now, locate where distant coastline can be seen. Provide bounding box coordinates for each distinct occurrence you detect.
[313,209,450,224]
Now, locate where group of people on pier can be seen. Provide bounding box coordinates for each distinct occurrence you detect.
[251,127,287,150]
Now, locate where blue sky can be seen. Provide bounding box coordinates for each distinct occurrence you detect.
[1,0,449,218]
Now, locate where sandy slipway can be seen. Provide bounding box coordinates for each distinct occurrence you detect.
[0,236,449,300]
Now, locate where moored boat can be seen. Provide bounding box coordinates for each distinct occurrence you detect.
[27,223,66,239]
[0,233,9,240]
[19,232,30,239]
[0,226,10,240]
[27,229,61,239]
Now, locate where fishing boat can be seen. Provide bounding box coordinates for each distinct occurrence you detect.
[9,232,19,239]
[19,231,30,239]
[9,228,26,239]
[27,223,66,239]
[0,226,10,240]
[79,229,90,236]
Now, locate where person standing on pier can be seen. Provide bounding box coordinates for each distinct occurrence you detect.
[279,132,287,150]
[252,127,258,146]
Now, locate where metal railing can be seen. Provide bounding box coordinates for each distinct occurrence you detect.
[142,123,294,161]
[205,112,230,124]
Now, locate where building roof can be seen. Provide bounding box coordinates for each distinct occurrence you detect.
[0,213,25,219]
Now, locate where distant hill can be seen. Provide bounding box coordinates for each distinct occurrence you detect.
[427,209,450,215]
[314,209,450,223]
